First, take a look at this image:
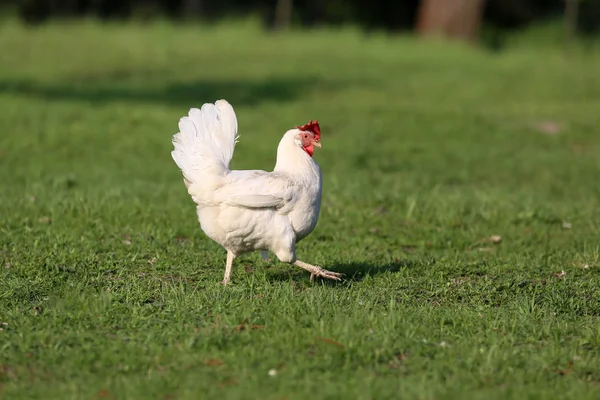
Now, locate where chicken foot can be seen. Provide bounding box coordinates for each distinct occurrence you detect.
[220,253,342,285]
[294,260,343,282]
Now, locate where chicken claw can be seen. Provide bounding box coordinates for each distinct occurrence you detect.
[309,268,344,282]
[294,260,343,282]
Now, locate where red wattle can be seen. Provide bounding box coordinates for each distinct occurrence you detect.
[303,144,314,157]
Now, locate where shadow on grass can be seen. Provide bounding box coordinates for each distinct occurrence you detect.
[0,76,319,107]
[268,260,412,284]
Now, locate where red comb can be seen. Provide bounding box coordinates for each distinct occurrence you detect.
[297,120,321,141]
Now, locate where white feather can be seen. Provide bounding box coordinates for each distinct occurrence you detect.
[225,194,283,209]
[171,99,239,183]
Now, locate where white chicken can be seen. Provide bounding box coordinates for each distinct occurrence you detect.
[171,99,343,285]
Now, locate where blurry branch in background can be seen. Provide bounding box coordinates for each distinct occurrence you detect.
[563,0,580,50]
[183,0,204,16]
[416,0,486,43]
[273,0,293,31]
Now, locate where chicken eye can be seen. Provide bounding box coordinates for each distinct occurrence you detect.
[303,134,309,139]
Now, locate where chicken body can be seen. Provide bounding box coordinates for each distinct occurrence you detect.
[171,99,342,284]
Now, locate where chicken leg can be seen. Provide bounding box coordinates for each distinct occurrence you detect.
[221,250,235,285]
[294,260,343,282]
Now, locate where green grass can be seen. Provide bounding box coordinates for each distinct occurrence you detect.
[1,18,600,399]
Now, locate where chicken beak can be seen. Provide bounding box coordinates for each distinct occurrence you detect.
[312,140,322,148]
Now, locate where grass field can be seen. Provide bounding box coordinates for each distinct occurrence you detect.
[1,18,600,399]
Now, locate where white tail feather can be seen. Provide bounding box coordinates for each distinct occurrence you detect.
[171,99,239,184]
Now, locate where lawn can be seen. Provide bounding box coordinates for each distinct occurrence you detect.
[1,18,600,400]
